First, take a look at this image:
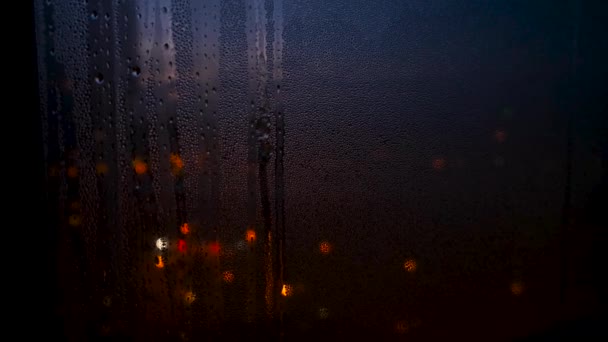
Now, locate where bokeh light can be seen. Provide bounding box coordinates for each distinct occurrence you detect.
[67,166,79,178]
[180,223,190,235]
[395,320,409,334]
[178,239,187,253]
[184,291,196,304]
[154,255,164,268]
[403,258,417,272]
[319,241,332,254]
[495,130,507,143]
[510,281,524,296]
[281,284,293,297]
[155,237,168,250]
[209,241,220,255]
[96,162,108,175]
[132,158,148,174]
[68,214,81,227]
[319,307,329,319]
[246,229,256,242]
[432,158,446,170]
[170,153,184,175]
[222,270,234,283]
[102,295,112,307]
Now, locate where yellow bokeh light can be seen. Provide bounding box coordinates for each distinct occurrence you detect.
[319,241,332,254]
[132,158,148,175]
[403,258,417,272]
[510,281,524,296]
[68,214,81,227]
[155,255,164,268]
[222,270,234,283]
[281,284,292,297]
[184,291,196,304]
[246,229,256,242]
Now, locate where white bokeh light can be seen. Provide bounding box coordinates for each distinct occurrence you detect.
[155,237,168,250]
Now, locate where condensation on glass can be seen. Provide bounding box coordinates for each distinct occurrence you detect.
[35,0,603,340]
[36,0,285,339]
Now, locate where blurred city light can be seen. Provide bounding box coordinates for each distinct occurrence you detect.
[156,237,168,250]
[403,258,417,272]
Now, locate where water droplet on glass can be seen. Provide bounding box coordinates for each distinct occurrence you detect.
[131,66,141,77]
[94,72,104,84]
[91,11,98,20]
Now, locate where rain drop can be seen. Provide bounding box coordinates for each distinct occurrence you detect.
[94,72,104,84]
[131,66,141,77]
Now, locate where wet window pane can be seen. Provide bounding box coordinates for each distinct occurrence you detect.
[33,0,606,340]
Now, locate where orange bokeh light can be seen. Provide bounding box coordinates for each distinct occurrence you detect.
[510,281,524,296]
[67,166,79,178]
[184,291,196,304]
[319,241,332,254]
[96,162,109,175]
[432,158,446,170]
[132,158,148,174]
[180,223,190,235]
[395,320,409,334]
[222,270,235,283]
[394,319,420,334]
[281,284,292,297]
[170,153,184,175]
[246,229,256,242]
[155,255,164,268]
[403,258,417,272]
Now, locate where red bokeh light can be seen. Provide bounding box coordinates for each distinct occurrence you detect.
[178,239,187,253]
[495,130,507,143]
[209,242,220,255]
[432,158,446,170]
